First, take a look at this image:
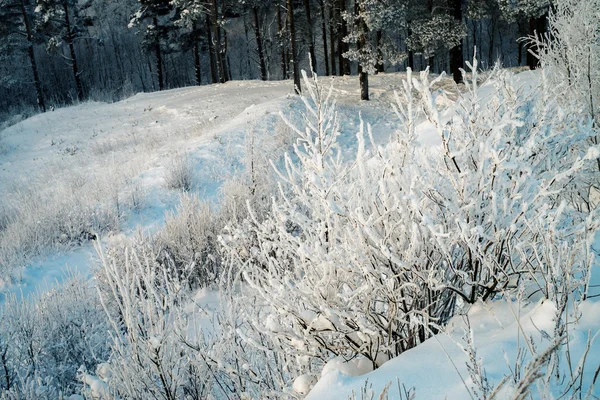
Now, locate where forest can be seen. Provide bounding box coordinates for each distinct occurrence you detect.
[1,0,548,123]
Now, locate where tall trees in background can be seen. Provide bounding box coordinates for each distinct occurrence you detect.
[498,0,549,70]
[0,0,46,111]
[129,0,174,91]
[287,0,301,92]
[172,0,208,85]
[0,0,556,118]
[36,0,93,101]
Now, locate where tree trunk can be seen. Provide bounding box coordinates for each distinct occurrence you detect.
[448,0,463,83]
[243,15,253,77]
[63,3,84,99]
[252,7,267,80]
[277,0,287,79]
[328,0,337,76]
[527,17,537,69]
[376,30,384,73]
[337,0,350,75]
[210,0,226,83]
[193,40,202,85]
[319,0,329,75]
[527,13,547,70]
[303,0,317,71]
[355,0,368,100]
[221,0,232,81]
[287,0,301,93]
[20,0,45,111]
[205,13,218,83]
[407,26,414,70]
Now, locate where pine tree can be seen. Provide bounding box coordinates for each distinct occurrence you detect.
[129,0,174,90]
[36,0,92,101]
[343,0,405,100]
[236,0,269,80]
[0,0,46,111]
[171,0,208,85]
[497,0,549,69]
[405,0,465,73]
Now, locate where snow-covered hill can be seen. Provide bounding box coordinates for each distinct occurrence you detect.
[0,74,412,299]
[1,69,599,400]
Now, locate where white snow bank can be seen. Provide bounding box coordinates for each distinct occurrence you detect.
[307,298,600,399]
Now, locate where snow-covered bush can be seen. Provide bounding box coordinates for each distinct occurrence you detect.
[165,151,195,191]
[156,193,221,287]
[0,166,136,281]
[531,0,600,175]
[95,240,304,399]
[0,274,110,398]
[221,62,598,386]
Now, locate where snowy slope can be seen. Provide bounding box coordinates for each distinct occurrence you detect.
[307,297,600,399]
[0,73,417,300]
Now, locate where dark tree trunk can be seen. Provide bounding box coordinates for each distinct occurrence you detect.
[277,0,287,79]
[221,1,232,81]
[152,17,164,90]
[449,0,463,83]
[376,30,384,73]
[243,15,253,76]
[303,0,317,71]
[488,18,495,66]
[193,41,202,85]
[210,0,226,83]
[337,0,350,75]
[64,3,84,99]
[319,0,329,75]
[407,26,414,70]
[287,0,301,93]
[527,13,547,70]
[20,0,45,112]
[355,0,368,100]
[205,13,218,83]
[252,7,267,80]
[328,0,337,76]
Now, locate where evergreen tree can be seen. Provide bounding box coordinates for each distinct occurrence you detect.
[36,0,93,101]
[497,0,550,69]
[405,0,465,74]
[129,0,174,90]
[172,0,208,85]
[343,0,406,100]
[0,0,46,111]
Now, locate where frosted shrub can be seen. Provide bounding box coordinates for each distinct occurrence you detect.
[0,167,132,281]
[95,241,294,399]
[157,193,221,287]
[165,151,195,191]
[222,62,598,384]
[531,0,600,174]
[0,275,110,398]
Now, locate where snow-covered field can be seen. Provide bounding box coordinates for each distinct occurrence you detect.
[1,69,599,399]
[0,74,408,299]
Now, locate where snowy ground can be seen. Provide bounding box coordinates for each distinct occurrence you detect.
[2,70,598,399]
[307,296,600,399]
[0,73,418,300]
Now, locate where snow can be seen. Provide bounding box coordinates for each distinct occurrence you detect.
[0,73,440,301]
[307,297,600,399]
[3,68,598,399]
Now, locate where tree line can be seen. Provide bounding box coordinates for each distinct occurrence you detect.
[0,0,550,118]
